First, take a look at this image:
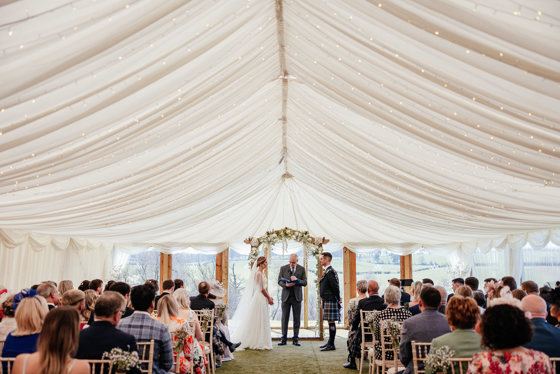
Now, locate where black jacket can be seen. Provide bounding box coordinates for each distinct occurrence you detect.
[154,291,171,310]
[319,266,341,302]
[351,295,387,331]
[76,321,138,359]
[190,294,215,310]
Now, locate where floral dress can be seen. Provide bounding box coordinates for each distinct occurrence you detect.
[167,317,206,374]
[467,350,553,374]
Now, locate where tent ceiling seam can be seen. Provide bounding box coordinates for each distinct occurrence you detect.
[276,0,290,177]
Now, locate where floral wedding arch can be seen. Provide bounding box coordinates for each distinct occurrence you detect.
[244,227,330,336]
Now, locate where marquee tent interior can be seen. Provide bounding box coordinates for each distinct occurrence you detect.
[1,0,559,291]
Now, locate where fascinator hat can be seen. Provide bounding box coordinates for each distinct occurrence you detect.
[12,288,39,312]
[208,280,226,298]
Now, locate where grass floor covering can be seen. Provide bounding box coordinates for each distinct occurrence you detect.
[220,331,365,374]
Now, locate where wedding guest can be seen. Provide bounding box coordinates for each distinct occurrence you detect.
[58,280,74,296]
[512,289,527,301]
[118,284,173,374]
[11,307,90,374]
[77,280,90,292]
[422,278,434,286]
[76,291,138,363]
[155,279,174,310]
[521,295,560,359]
[521,280,539,295]
[319,252,342,352]
[373,286,412,362]
[145,279,159,295]
[347,280,368,323]
[174,279,184,291]
[447,278,465,301]
[389,278,411,304]
[473,290,485,309]
[0,295,16,345]
[549,287,560,327]
[157,295,206,374]
[2,292,48,358]
[61,290,87,329]
[89,279,103,296]
[103,280,115,293]
[208,281,234,361]
[37,282,61,310]
[82,289,96,324]
[465,276,479,292]
[110,282,134,318]
[173,289,203,340]
[190,282,215,310]
[399,287,451,374]
[468,304,553,373]
[407,281,422,309]
[435,285,447,314]
[501,276,517,290]
[427,297,482,374]
[344,280,386,369]
[408,284,434,316]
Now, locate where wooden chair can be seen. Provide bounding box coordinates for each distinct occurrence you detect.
[449,358,472,374]
[85,359,113,374]
[170,331,195,374]
[550,357,559,373]
[0,357,16,374]
[411,341,431,374]
[194,309,215,374]
[374,323,404,374]
[137,339,155,374]
[359,310,379,374]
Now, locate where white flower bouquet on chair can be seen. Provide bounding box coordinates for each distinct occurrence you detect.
[425,345,455,374]
[102,347,140,373]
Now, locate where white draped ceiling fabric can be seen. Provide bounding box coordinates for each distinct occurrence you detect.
[1,0,559,290]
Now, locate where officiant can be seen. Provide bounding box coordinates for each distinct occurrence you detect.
[277,253,307,346]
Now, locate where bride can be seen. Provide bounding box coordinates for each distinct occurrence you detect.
[230,256,273,350]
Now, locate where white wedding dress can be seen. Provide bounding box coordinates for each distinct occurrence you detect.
[230,263,272,350]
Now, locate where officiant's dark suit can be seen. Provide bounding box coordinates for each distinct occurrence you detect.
[278,256,307,344]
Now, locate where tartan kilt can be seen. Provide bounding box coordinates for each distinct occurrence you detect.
[322,300,341,321]
[347,329,362,358]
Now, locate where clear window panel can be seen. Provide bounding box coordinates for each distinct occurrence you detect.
[172,252,216,296]
[355,250,401,296]
[227,250,251,319]
[411,248,452,292]
[522,243,560,286]
[472,248,506,282]
[111,250,160,285]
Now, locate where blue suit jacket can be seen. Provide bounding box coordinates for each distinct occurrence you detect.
[399,309,451,374]
[524,318,560,358]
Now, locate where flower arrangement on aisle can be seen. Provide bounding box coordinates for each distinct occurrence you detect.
[425,346,455,374]
[364,311,378,335]
[214,304,227,324]
[244,228,329,336]
[102,347,140,373]
[198,309,213,332]
[381,319,402,349]
[173,323,191,354]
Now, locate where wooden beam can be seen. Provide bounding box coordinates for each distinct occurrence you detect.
[221,248,229,305]
[400,254,413,292]
[343,247,356,328]
[159,253,172,290]
[216,252,223,283]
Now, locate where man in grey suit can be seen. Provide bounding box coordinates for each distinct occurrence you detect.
[277,253,307,346]
[398,287,451,374]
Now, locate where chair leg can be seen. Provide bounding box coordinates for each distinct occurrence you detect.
[359,353,364,374]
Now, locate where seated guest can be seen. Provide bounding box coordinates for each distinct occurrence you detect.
[145,279,159,295]
[61,290,87,329]
[12,307,90,374]
[427,297,482,374]
[0,295,16,344]
[347,280,368,323]
[422,278,434,286]
[118,284,173,374]
[89,279,104,296]
[2,291,48,358]
[78,280,90,292]
[472,290,486,309]
[174,288,199,326]
[37,282,61,310]
[83,289,96,325]
[389,278,410,305]
[447,278,465,301]
[174,279,184,290]
[155,279,174,311]
[521,295,560,359]
[190,282,215,310]
[344,280,386,369]
[521,280,539,295]
[501,276,517,290]
[465,276,479,292]
[373,286,412,362]
[435,285,447,314]
[468,304,553,373]
[408,284,435,316]
[110,282,134,318]
[157,295,206,374]
[208,281,235,361]
[104,280,115,293]
[549,287,560,327]
[407,281,422,309]
[58,280,74,296]
[76,291,138,361]
[399,287,451,374]
[512,289,527,301]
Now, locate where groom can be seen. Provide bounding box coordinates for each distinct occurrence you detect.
[277,253,307,346]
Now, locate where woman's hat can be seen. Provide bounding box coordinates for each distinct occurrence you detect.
[208,280,226,298]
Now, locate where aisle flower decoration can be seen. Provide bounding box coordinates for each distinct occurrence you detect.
[173,323,191,354]
[102,348,140,372]
[381,319,402,349]
[215,304,227,324]
[364,312,378,335]
[425,346,455,374]
[198,309,213,332]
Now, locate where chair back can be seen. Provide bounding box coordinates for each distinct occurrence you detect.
[137,339,155,374]
[550,357,559,373]
[449,358,472,374]
[86,359,113,374]
[411,341,431,374]
[360,310,379,347]
[0,357,16,374]
[380,321,403,369]
[194,309,215,341]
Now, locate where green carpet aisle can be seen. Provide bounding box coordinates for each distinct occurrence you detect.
[220,333,361,373]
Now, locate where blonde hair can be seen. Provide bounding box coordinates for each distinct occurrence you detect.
[83,289,97,321]
[38,306,80,374]
[157,295,178,325]
[411,281,423,302]
[173,288,191,309]
[58,280,73,295]
[13,296,48,335]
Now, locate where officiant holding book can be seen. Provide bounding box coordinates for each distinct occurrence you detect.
[278,253,307,346]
